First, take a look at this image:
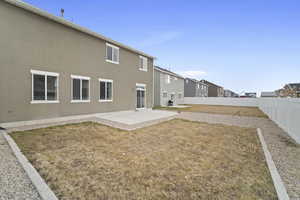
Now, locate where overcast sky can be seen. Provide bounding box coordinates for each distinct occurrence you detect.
[23,0,300,94]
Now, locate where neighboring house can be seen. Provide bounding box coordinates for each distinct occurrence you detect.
[244,93,257,98]
[261,91,278,97]
[224,90,239,97]
[154,66,184,106]
[184,78,208,97]
[200,80,224,97]
[276,83,300,98]
[0,0,154,123]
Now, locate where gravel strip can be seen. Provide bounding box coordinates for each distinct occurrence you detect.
[0,131,41,200]
[178,112,300,200]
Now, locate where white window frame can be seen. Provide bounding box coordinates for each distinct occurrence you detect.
[106,43,119,64]
[99,78,113,102]
[139,55,148,71]
[178,92,182,99]
[136,83,146,110]
[31,70,59,104]
[166,75,171,84]
[71,75,91,103]
[162,91,168,98]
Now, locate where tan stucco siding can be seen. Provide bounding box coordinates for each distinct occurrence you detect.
[0,2,153,123]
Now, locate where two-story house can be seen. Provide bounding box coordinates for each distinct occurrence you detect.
[184,78,208,97]
[276,83,300,98]
[154,66,185,106]
[0,0,154,123]
[200,80,224,97]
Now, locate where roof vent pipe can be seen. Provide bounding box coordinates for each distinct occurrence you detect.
[60,8,64,18]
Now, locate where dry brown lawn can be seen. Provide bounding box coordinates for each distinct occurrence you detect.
[155,104,268,118]
[10,120,276,200]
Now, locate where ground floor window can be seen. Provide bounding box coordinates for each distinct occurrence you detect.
[178,93,182,99]
[136,83,146,109]
[71,75,90,102]
[31,70,59,103]
[99,79,113,102]
[163,92,168,98]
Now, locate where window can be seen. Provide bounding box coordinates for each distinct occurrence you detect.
[163,92,168,98]
[136,83,146,109]
[197,84,200,89]
[139,56,148,71]
[99,79,113,102]
[174,77,178,81]
[31,70,59,103]
[186,79,189,83]
[166,75,171,84]
[71,75,90,102]
[106,43,119,64]
[178,93,182,99]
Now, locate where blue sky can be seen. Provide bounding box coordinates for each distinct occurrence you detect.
[23,0,300,94]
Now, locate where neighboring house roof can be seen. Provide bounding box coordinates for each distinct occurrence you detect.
[4,0,154,59]
[287,83,300,91]
[200,79,222,88]
[185,78,208,86]
[261,91,278,97]
[154,66,184,79]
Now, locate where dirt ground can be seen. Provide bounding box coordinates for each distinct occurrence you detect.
[10,120,276,200]
[155,104,268,118]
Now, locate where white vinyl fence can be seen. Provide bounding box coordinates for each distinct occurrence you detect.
[184,97,259,107]
[184,97,300,144]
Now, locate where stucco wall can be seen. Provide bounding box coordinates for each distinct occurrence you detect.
[184,79,196,97]
[0,1,153,123]
[157,72,184,106]
[154,70,161,106]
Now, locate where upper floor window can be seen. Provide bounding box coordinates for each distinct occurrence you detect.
[31,70,59,104]
[166,75,171,84]
[106,43,119,64]
[186,79,189,83]
[99,79,113,102]
[71,75,90,103]
[163,92,168,98]
[139,56,148,71]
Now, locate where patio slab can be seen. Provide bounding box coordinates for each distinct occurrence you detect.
[95,109,177,125]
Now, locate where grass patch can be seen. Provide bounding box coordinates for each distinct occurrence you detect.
[154,104,268,118]
[10,120,276,200]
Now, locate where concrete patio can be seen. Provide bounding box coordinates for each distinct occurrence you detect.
[94,109,177,125]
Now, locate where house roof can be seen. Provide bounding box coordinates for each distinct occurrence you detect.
[287,83,300,91]
[200,79,223,88]
[4,0,155,59]
[184,78,208,86]
[261,91,277,97]
[154,66,184,79]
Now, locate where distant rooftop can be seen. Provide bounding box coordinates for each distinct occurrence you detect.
[154,66,184,79]
[200,79,223,88]
[287,83,300,91]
